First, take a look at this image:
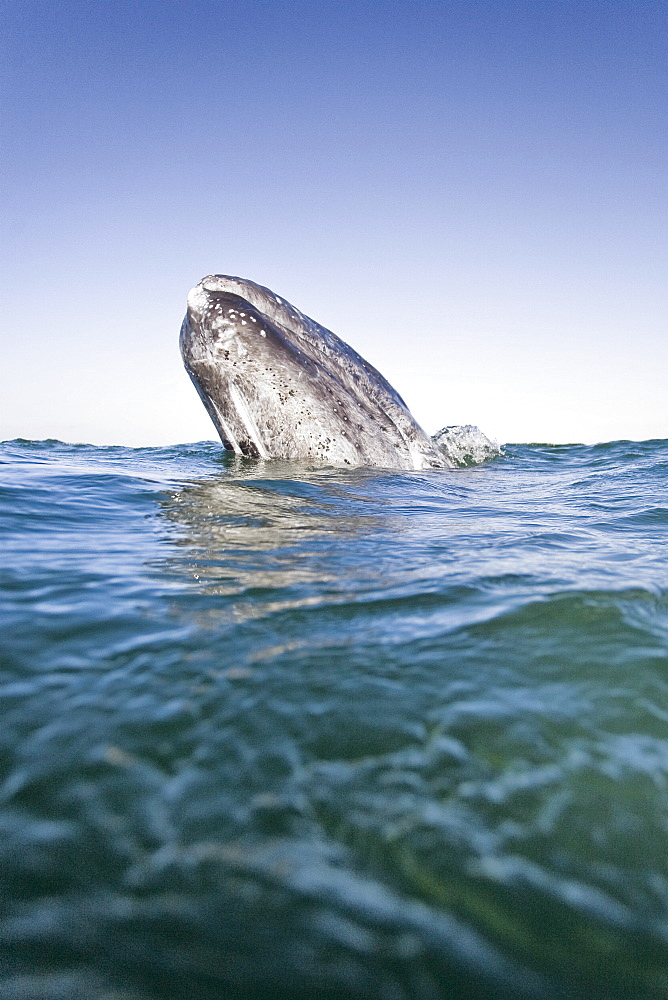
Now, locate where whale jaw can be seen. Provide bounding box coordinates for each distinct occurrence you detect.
[181,275,451,470]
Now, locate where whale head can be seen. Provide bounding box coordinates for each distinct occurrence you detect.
[180,275,450,470]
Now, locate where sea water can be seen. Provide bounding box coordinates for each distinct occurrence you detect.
[2,437,668,1000]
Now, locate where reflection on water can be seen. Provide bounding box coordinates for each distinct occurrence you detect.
[163,466,383,591]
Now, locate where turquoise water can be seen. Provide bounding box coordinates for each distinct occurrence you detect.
[2,437,668,1000]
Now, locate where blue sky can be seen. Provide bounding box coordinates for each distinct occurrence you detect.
[1,0,666,445]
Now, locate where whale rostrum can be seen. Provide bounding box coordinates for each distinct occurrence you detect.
[181,275,458,470]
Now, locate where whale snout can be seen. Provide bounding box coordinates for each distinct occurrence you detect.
[184,283,274,365]
[186,283,211,322]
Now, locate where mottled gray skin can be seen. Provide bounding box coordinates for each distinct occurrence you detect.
[181,275,452,470]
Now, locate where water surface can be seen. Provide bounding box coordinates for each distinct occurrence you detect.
[2,437,668,999]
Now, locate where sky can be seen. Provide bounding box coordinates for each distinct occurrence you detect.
[1,0,666,446]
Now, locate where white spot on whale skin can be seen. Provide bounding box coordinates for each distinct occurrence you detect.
[260,330,266,337]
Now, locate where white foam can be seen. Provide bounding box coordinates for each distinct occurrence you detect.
[433,425,501,467]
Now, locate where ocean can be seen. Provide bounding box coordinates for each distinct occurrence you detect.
[2,436,668,1000]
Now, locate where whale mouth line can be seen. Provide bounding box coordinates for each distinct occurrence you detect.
[228,381,270,460]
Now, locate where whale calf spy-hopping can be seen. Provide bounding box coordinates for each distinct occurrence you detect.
[181,275,456,470]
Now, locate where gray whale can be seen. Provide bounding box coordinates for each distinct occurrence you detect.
[181,275,458,470]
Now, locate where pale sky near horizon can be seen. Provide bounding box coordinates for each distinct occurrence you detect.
[1,0,666,447]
